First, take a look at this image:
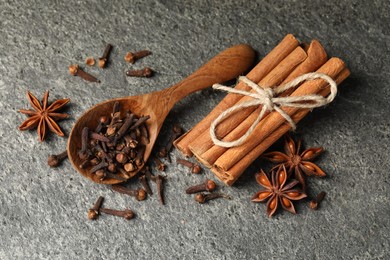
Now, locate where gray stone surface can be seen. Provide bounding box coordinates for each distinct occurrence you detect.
[0,0,389,259]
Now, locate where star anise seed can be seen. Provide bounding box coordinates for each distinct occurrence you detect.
[18,91,70,142]
[262,135,326,191]
[251,166,307,217]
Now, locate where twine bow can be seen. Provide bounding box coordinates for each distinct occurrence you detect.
[210,72,338,148]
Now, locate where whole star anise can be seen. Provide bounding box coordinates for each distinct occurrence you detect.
[18,91,70,142]
[262,135,325,190]
[251,166,307,217]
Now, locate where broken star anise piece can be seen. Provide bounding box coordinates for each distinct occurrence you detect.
[262,135,326,191]
[252,166,307,217]
[18,91,70,142]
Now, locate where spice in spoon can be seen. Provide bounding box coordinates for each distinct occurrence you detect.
[77,101,150,181]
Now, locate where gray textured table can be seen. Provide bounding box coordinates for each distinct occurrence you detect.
[0,1,389,259]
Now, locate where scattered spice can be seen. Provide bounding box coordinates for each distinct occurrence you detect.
[262,135,326,191]
[124,50,152,64]
[126,67,154,78]
[139,175,153,195]
[309,191,327,210]
[176,158,202,174]
[48,150,68,167]
[69,64,100,83]
[100,208,135,220]
[152,174,165,205]
[98,43,113,68]
[85,57,95,66]
[112,185,147,201]
[194,193,231,204]
[186,179,216,194]
[158,124,183,161]
[18,91,70,142]
[77,101,150,181]
[153,156,166,171]
[88,196,104,220]
[251,166,307,217]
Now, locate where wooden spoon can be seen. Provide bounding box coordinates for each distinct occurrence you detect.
[67,44,255,184]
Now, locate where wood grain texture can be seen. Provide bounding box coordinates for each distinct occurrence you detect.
[67,44,255,184]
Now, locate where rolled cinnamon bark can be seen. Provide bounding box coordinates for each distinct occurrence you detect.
[212,60,350,185]
[187,46,307,157]
[174,34,299,157]
[197,40,328,167]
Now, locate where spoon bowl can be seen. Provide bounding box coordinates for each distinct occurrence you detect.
[67,44,255,184]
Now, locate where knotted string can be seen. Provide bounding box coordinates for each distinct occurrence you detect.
[210,72,338,148]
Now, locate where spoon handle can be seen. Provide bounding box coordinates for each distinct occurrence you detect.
[164,44,255,109]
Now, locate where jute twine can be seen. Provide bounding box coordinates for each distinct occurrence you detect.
[210,73,337,148]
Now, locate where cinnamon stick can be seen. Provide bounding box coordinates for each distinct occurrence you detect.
[187,46,307,157]
[212,61,350,185]
[214,58,346,171]
[173,34,299,157]
[197,40,328,167]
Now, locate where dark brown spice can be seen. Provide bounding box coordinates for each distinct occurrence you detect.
[186,179,216,194]
[77,102,150,181]
[98,43,113,68]
[88,196,104,220]
[69,64,100,83]
[100,208,135,220]
[139,175,153,195]
[155,175,165,205]
[126,67,154,78]
[309,191,327,210]
[176,158,202,174]
[48,150,68,167]
[194,193,231,204]
[153,156,166,171]
[124,50,152,64]
[112,185,147,201]
[90,161,108,173]
[90,131,110,142]
[158,124,183,161]
[78,127,90,160]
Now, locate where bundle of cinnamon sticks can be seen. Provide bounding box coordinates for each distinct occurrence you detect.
[174,34,350,185]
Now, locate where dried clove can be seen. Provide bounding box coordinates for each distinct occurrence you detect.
[100,208,135,220]
[90,131,110,142]
[88,196,104,220]
[139,175,153,195]
[176,158,202,174]
[186,179,216,194]
[48,150,68,167]
[98,43,113,68]
[77,102,150,181]
[112,185,147,201]
[155,175,165,205]
[310,191,327,210]
[126,67,154,78]
[194,193,232,204]
[78,127,90,160]
[134,145,145,166]
[85,57,95,66]
[124,50,152,64]
[153,156,166,171]
[69,64,100,83]
[139,124,149,144]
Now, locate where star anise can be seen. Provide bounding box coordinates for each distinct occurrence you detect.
[251,166,307,217]
[18,91,70,142]
[262,135,325,191]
